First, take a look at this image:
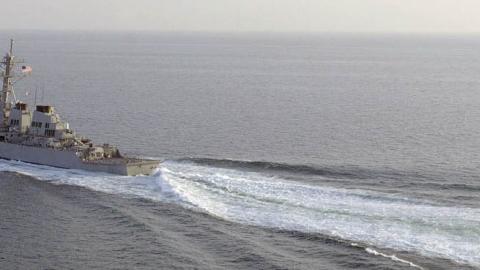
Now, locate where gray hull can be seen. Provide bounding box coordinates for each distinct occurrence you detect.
[0,142,159,176]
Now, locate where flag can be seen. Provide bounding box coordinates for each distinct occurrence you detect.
[21,65,32,74]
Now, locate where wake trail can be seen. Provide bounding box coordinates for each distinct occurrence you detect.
[0,159,479,268]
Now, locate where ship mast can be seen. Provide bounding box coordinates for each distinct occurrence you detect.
[0,39,14,128]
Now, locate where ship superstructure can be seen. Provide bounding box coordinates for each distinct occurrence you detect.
[0,40,159,175]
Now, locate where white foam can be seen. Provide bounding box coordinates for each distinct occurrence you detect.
[365,248,424,269]
[1,159,479,267]
[0,159,185,205]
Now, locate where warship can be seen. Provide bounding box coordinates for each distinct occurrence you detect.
[0,40,159,175]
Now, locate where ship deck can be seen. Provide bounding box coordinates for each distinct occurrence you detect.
[82,158,160,165]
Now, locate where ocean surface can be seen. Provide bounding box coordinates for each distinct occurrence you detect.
[0,31,479,269]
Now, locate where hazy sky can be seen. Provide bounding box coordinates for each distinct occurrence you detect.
[2,0,480,33]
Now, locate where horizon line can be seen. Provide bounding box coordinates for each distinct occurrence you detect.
[1,29,480,36]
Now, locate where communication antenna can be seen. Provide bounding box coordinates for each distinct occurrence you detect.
[34,85,38,106]
[9,39,13,55]
[41,82,45,104]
